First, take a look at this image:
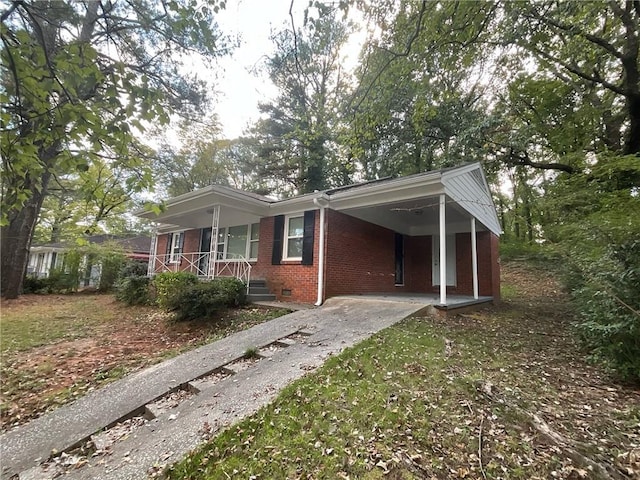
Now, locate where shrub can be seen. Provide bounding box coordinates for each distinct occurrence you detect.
[22,275,48,294]
[153,271,198,310]
[167,277,247,321]
[119,260,148,279]
[97,251,126,292]
[115,275,151,306]
[44,268,79,293]
[573,239,640,383]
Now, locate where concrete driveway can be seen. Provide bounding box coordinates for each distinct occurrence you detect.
[1,297,425,480]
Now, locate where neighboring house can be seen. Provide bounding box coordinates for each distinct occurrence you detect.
[27,235,151,286]
[137,163,501,306]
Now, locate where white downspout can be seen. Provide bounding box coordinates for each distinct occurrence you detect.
[439,194,447,306]
[313,195,329,306]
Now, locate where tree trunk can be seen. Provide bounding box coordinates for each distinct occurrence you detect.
[625,93,640,154]
[1,184,49,298]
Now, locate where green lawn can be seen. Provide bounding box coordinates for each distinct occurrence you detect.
[166,263,639,479]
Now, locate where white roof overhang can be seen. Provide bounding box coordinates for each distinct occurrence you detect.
[136,163,501,237]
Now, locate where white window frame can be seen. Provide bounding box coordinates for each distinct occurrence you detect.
[169,231,184,263]
[283,214,304,261]
[214,224,260,261]
[248,222,260,261]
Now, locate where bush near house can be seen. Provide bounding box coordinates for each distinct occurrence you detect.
[166,278,247,321]
[152,271,199,310]
[115,261,151,306]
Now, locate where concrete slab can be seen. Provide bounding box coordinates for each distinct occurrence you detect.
[1,297,424,480]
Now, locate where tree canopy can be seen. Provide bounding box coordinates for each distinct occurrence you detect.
[0,0,229,298]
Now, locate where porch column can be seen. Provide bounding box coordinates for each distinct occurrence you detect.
[439,194,447,305]
[208,205,220,279]
[147,225,158,277]
[471,217,479,299]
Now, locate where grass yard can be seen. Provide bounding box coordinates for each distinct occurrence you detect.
[0,294,289,431]
[166,262,640,480]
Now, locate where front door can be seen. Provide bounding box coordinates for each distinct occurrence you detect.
[394,233,404,285]
[199,227,212,275]
[432,234,456,286]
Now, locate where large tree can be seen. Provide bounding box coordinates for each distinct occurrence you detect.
[249,8,353,196]
[1,0,228,298]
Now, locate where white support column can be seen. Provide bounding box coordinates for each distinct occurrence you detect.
[439,194,447,305]
[209,205,220,279]
[471,217,479,300]
[147,225,158,277]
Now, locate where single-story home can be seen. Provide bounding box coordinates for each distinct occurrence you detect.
[137,162,501,306]
[27,234,151,286]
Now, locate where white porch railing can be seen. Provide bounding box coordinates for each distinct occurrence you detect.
[149,252,252,287]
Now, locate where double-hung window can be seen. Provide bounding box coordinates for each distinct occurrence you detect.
[215,223,260,260]
[169,232,184,263]
[283,215,304,260]
[249,223,260,260]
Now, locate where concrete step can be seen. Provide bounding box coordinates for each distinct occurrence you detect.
[248,279,267,288]
[247,293,276,302]
[248,286,271,295]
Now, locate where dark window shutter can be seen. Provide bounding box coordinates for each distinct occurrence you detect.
[166,233,173,255]
[301,210,316,265]
[272,215,284,265]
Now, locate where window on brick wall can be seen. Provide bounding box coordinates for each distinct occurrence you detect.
[169,231,185,263]
[214,223,260,261]
[283,215,304,260]
[249,222,260,260]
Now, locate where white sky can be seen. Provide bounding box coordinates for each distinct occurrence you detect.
[212,0,304,138]
[211,0,364,139]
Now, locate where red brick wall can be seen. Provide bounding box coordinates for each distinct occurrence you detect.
[325,210,399,297]
[404,235,431,292]
[426,231,499,297]
[251,215,320,303]
[152,214,501,303]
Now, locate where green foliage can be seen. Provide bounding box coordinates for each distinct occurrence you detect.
[114,259,150,305]
[166,277,247,321]
[152,271,199,310]
[573,240,640,383]
[21,276,48,294]
[115,275,151,306]
[96,250,127,292]
[546,155,640,383]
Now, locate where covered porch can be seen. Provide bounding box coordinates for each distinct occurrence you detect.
[140,186,271,286]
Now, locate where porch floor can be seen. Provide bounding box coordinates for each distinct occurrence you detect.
[333,293,494,309]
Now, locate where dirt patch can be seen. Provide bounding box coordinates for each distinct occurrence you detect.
[0,295,286,432]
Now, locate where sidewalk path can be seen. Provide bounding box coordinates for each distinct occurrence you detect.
[1,297,425,480]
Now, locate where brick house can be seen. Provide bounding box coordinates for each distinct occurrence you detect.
[137,163,501,306]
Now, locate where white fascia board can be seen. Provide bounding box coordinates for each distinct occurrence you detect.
[268,193,325,216]
[328,177,445,211]
[136,186,270,222]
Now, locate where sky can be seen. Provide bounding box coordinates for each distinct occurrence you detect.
[210,0,364,139]
[212,0,306,138]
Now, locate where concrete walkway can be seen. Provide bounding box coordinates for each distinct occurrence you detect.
[1,297,425,480]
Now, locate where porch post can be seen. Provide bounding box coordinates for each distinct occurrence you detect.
[209,205,220,279]
[147,225,157,277]
[471,217,479,299]
[439,194,447,305]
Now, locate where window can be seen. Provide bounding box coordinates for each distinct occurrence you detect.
[213,223,260,261]
[216,227,226,260]
[227,225,248,259]
[249,222,260,260]
[169,231,184,263]
[284,215,304,260]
